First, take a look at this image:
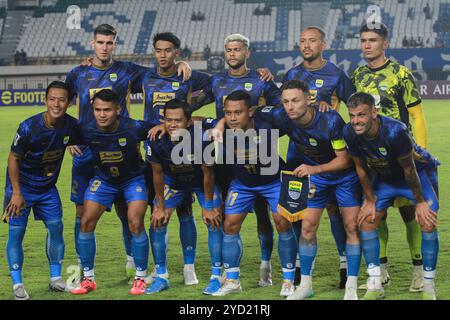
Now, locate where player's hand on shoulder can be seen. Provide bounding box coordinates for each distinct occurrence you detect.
[80,56,93,67]
[317,101,332,112]
[257,68,274,82]
[177,61,192,83]
[69,145,83,157]
[148,124,166,140]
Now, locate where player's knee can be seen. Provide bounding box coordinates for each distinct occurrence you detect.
[358,219,377,232]
[75,205,84,218]
[420,223,436,233]
[80,216,96,233]
[223,219,240,234]
[273,215,291,233]
[301,219,318,239]
[128,219,144,234]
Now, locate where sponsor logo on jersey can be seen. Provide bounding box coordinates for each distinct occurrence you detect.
[378,147,387,156]
[315,79,324,88]
[244,82,253,91]
[309,138,318,146]
[118,138,127,146]
[42,149,65,163]
[99,151,123,163]
[172,82,180,91]
[109,73,118,82]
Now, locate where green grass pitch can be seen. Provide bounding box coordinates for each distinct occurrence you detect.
[0,101,448,300]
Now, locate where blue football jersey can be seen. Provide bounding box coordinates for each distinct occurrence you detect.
[65,60,145,125]
[79,116,153,184]
[283,61,355,106]
[205,69,281,118]
[7,113,80,191]
[134,68,210,125]
[255,105,352,180]
[343,115,435,181]
[147,119,216,189]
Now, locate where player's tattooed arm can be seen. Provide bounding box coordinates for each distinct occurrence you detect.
[352,156,377,226]
[148,124,166,140]
[398,152,437,228]
[201,165,221,230]
[150,162,169,228]
[2,152,26,222]
[211,118,226,143]
[176,61,192,83]
[190,91,215,112]
[256,68,274,82]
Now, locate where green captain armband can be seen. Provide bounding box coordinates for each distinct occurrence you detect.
[331,139,346,150]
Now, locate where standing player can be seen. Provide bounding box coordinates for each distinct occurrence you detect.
[70,89,153,295]
[2,81,79,299]
[256,80,362,300]
[212,90,297,297]
[352,22,428,291]
[146,99,223,295]
[194,34,282,286]
[343,92,439,300]
[65,24,191,281]
[283,26,355,286]
[135,33,211,285]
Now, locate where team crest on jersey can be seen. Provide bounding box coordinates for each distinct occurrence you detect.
[172,82,180,91]
[315,79,324,88]
[118,138,127,146]
[261,106,274,113]
[136,186,143,193]
[63,136,70,145]
[288,180,302,200]
[244,83,253,91]
[109,73,118,82]
[309,138,318,146]
[253,136,262,144]
[378,147,387,156]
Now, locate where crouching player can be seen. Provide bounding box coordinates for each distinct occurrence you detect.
[212,90,297,297]
[71,89,153,295]
[343,92,439,300]
[146,99,223,295]
[2,81,80,299]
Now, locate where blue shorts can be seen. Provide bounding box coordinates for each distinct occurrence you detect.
[154,177,222,210]
[70,147,95,205]
[3,182,62,227]
[374,169,439,212]
[308,173,362,209]
[84,175,148,210]
[225,179,280,214]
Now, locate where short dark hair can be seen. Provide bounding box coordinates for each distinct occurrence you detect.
[91,89,120,107]
[94,24,117,39]
[303,26,326,41]
[280,80,310,94]
[153,32,181,49]
[347,92,375,109]
[163,98,192,120]
[46,81,72,101]
[360,22,388,39]
[224,90,252,108]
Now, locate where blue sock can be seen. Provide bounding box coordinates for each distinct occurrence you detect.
[346,243,361,277]
[7,225,26,285]
[77,232,96,273]
[329,214,347,257]
[131,230,149,277]
[178,214,197,265]
[149,226,168,275]
[258,231,274,262]
[278,230,297,281]
[422,231,439,276]
[119,217,132,257]
[299,238,317,276]
[44,220,65,279]
[360,230,380,268]
[74,217,81,258]
[222,233,242,280]
[207,225,223,277]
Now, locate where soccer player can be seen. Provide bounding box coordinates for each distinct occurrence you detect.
[255,80,362,300]
[352,22,428,291]
[343,92,439,300]
[70,89,153,295]
[2,81,80,299]
[65,24,191,281]
[194,34,282,287]
[211,90,297,297]
[146,99,223,295]
[135,33,211,285]
[283,26,355,287]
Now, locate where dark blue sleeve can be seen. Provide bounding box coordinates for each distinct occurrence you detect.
[129,63,147,94]
[68,121,86,145]
[329,112,346,141]
[65,68,78,99]
[389,125,414,159]
[282,70,292,83]
[135,120,154,141]
[254,106,287,128]
[201,118,218,130]
[147,140,161,164]
[10,122,30,156]
[336,70,356,104]
[191,71,211,92]
[202,76,215,102]
[343,125,362,158]
[263,80,281,106]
